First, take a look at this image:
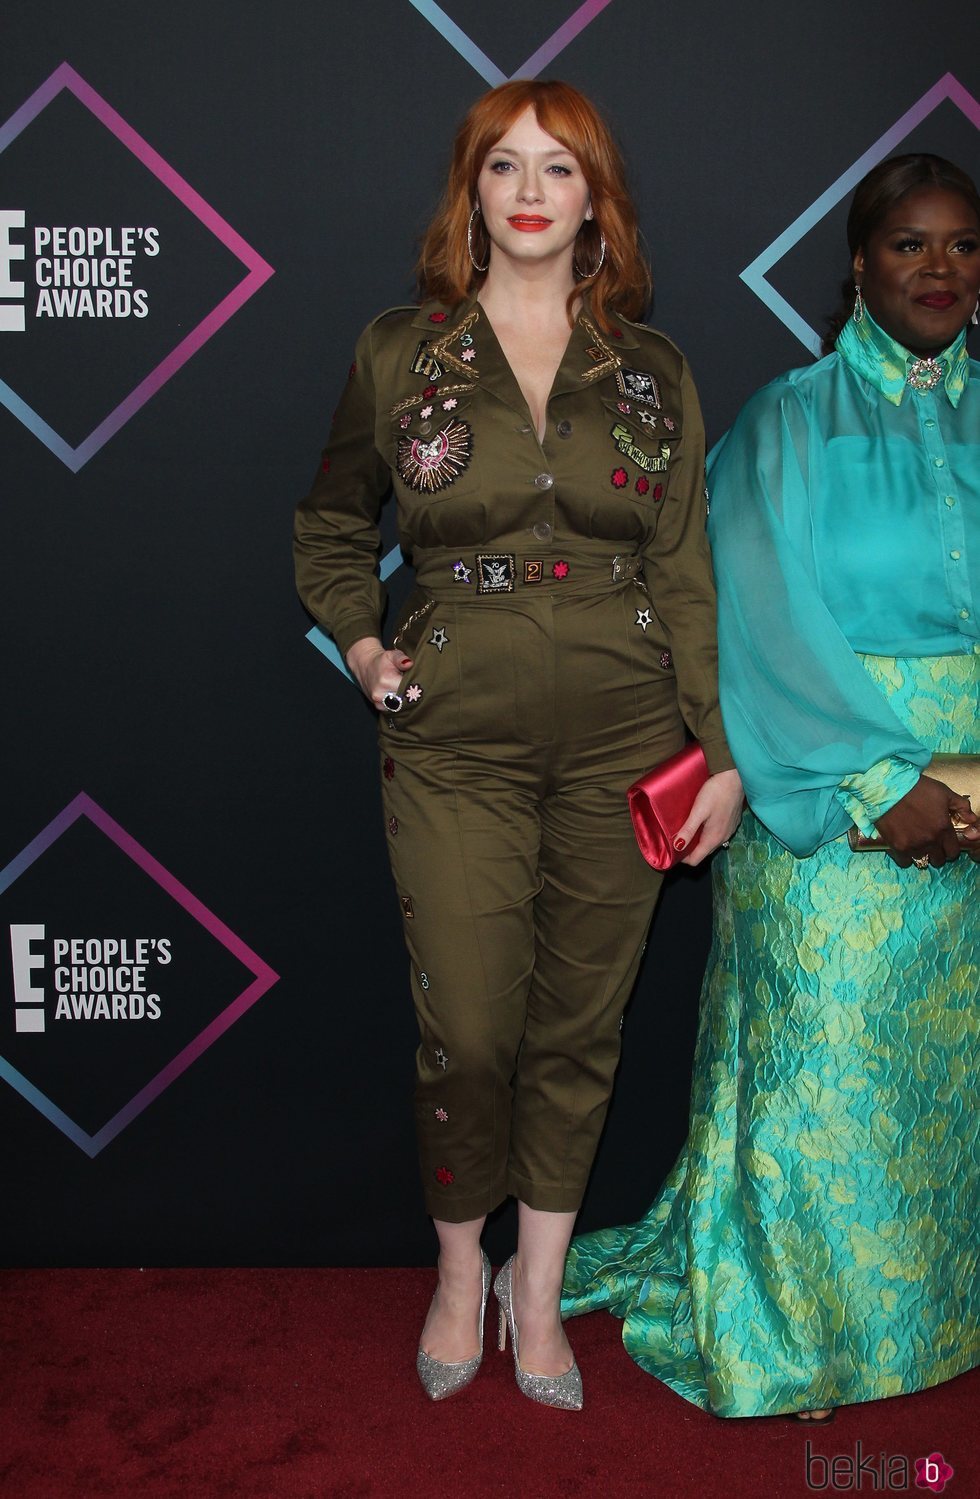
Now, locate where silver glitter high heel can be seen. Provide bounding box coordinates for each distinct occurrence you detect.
[416,1249,491,1401]
[493,1255,583,1411]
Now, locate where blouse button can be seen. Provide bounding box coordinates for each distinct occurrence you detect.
[960,609,970,620]
[532,521,553,542]
[950,550,961,560]
[534,472,555,490]
[933,457,945,468]
[945,495,957,507]
[556,419,573,438]
[924,418,936,429]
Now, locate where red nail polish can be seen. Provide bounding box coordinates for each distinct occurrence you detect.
[674,838,686,851]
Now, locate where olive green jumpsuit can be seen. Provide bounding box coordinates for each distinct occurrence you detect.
[294,298,732,1221]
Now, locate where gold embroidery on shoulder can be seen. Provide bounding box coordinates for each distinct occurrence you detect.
[579,315,622,383]
[429,310,482,378]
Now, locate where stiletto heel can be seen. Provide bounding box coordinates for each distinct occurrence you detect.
[492,1255,583,1411]
[416,1249,491,1401]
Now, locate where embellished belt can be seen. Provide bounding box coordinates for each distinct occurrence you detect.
[413,551,643,595]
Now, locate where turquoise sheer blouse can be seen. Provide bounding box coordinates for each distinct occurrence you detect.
[707,312,979,855]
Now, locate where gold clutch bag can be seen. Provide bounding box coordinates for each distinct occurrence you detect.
[847,753,980,850]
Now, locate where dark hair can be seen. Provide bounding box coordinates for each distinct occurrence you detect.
[416,79,651,331]
[821,153,980,354]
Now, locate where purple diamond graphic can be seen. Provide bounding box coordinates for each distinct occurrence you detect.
[407,0,616,85]
[741,73,980,354]
[0,792,278,1156]
[0,63,274,470]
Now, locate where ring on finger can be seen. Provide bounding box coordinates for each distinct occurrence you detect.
[382,692,403,713]
[912,854,930,871]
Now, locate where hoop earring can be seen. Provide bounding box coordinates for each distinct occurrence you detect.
[467,207,489,273]
[574,233,606,279]
[853,284,865,323]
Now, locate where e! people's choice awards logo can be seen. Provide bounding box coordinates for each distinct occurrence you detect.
[0,794,277,1156]
[0,63,273,470]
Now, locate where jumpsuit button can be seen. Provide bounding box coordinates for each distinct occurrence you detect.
[532,521,553,542]
[418,421,432,435]
[556,419,573,438]
[534,472,555,490]
[517,423,533,434]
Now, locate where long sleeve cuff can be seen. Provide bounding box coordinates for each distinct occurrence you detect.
[835,757,921,838]
[700,737,736,776]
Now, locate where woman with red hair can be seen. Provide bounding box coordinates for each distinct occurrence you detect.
[295,79,743,1408]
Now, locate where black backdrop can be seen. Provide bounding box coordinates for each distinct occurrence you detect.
[2,0,978,1267]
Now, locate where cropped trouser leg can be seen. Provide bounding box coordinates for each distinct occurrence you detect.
[379,572,678,1222]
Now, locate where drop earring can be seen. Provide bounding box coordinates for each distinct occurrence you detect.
[853,285,865,323]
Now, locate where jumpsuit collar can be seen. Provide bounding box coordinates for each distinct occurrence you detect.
[411,295,639,414]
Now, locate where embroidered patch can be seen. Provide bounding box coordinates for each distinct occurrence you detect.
[435,1048,448,1070]
[615,368,661,407]
[524,560,543,584]
[611,424,670,473]
[419,404,433,419]
[321,456,330,473]
[419,971,429,990]
[552,560,569,580]
[461,348,475,363]
[435,1166,454,1185]
[383,756,395,780]
[663,416,676,432]
[617,401,631,414]
[428,626,449,651]
[397,419,472,493]
[410,341,445,380]
[636,608,652,632]
[405,683,423,704]
[401,896,415,918]
[476,553,516,594]
[636,477,650,495]
[579,315,621,383]
[388,816,398,835]
[660,649,673,669]
[460,333,474,347]
[585,344,607,363]
[611,467,628,489]
[429,312,447,323]
[638,410,658,428]
[348,361,357,380]
[422,384,438,398]
[654,483,664,500]
[435,1108,448,1123]
[452,560,472,584]
[399,413,411,429]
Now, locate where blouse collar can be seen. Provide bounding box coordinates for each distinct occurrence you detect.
[836,308,970,408]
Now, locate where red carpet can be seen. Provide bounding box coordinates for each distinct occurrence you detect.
[0,1269,975,1498]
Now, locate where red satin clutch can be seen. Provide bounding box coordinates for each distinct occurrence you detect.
[627,741,709,871]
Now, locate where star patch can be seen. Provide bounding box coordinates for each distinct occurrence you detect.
[435,1048,448,1070]
[638,410,658,428]
[452,560,472,583]
[635,608,652,632]
[397,419,473,494]
[615,368,661,407]
[401,896,415,918]
[428,626,449,651]
[476,553,516,594]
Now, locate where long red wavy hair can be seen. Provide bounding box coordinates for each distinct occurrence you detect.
[416,80,651,331]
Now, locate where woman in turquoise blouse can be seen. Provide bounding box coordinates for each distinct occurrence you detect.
[561,154,980,1419]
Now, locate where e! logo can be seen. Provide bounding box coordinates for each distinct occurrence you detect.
[10,923,45,1032]
[0,211,26,332]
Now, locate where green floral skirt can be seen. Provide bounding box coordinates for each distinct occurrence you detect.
[562,652,980,1415]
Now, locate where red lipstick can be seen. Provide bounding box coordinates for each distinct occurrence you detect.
[507,215,551,232]
[916,292,957,309]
